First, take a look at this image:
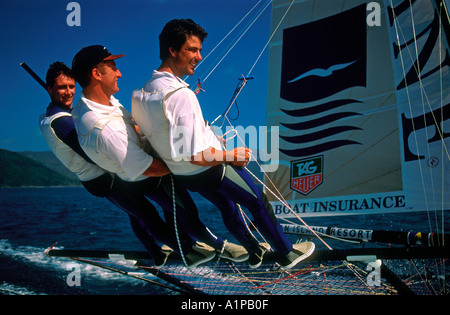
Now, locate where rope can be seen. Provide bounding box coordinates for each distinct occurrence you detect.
[213,240,227,269]
[237,204,272,249]
[192,0,449,256]
[199,0,270,82]
[170,174,188,268]
[200,0,334,250]
[389,0,449,243]
[240,150,333,250]
[246,0,295,77]
[186,0,272,88]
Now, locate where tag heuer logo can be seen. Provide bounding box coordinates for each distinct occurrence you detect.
[291,156,323,195]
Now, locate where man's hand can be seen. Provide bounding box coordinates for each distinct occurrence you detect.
[190,146,252,167]
[228,147,252,167]
[217,135,227,148]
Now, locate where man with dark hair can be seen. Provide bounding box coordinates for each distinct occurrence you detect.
[158,18,208,61]
[132,19,315,269]
[71,45,248,268]
[39,61,173,267]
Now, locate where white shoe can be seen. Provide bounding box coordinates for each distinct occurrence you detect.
[279,242,315,269]
[185,244,216,268]
[248,243,270,269]
[220,241,249,262]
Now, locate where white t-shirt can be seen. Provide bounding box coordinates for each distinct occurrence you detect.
[72,93,153,181]
[131,71,222,176]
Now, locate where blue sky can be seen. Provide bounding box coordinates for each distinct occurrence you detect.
[0,0,272,152]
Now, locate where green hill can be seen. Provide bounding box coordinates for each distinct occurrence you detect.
[20,151,78,181]
[0,148,79,187]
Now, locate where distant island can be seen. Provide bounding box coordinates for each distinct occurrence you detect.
[0,148,80,187]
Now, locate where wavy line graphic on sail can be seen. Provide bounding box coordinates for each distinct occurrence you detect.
[279,99,363,157]
[287,60,358,83]
[278,5,367,158]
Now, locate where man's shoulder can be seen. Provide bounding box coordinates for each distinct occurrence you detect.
[51,114,74,127]
[144,71,187,92]
[143,76,171,91]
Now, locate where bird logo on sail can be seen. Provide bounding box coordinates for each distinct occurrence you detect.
[287,60,359,84]
[280,4,366,103]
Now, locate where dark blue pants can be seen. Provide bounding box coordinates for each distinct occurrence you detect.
[127,214,165,257]
[116,176,224,251]
[82,173,194,256]
[175,165,292,255]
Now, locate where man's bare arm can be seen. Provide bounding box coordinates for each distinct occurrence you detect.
[190,147,251,167]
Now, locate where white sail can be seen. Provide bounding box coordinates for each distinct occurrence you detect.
[265,0,450,217]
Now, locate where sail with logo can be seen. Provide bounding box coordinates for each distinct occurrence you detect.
[265,0,450,220]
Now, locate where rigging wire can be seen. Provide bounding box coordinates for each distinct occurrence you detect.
[190,0,272,87]
[223,0,336,250]
[167,0,449,294]
[211,0,296,127]
[235,0,335,250]
[193,0,449,256]
[197,0,267,71]
[390,0,449,240]
[204,0,334,250]
[410,0,439,221]
[438,0,450,248]
[438,0,448,283]
[390,1,432,225]
[199,0,264,67]
[410,0,440,249]
[389,0,449,289]
[245,0,295,77]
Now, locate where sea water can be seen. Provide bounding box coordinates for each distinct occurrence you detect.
[1,187,448,295]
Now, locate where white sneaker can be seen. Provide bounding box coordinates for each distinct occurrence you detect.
[248,243,270,269]
[220,241,249,262]
[279,242,315,269]
[185,244,216,268]
[153,246,173,268]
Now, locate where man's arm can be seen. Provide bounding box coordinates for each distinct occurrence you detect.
[190,147,251,167]
[100,120,171,180]
[166,89,251,168]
